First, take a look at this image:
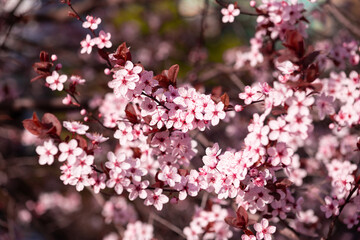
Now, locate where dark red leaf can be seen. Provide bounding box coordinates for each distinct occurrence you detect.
[98,49,110,63]
[301,51,321,69]
[236,206,249,226]
[113,42,132,64]
[75,135,87,149]
[125,103,138,124]
[167,64,179,86]
[283,30,305,58]
[39,51,50,62]
[23,119,42,136]
[41,113,62,136]
[220,93,230,109]
[305,64,319,83]
[275,178,293,189]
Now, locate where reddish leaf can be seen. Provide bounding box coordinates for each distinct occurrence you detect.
[39,51,50,62]
[75,135,88,149]
[42,113,62,136]
[98,49,110,63]
[167,64,179,86]
[305,64,319,83]
[125,103,138,124]
[31,75,47,83]
[23,119,42,136]
[301,50,321,69]
[154,65,179,90]
[178,169,188,176]
[236,206,249,226]
[243,229,254,236]
[131,147,142,158]
[283,30,305,58]
[154,74,170,89]
[22,112,62,139]
[22,112,42,136]
[220,93,230,109]
[275,178,293,189]
[113,42,132,64]
[32,51,53,82]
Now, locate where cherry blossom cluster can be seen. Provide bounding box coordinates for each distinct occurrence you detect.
[234,0,308,69]
[183,204,233,240]
[24,0,360,239]
[102,196,137,225]
[122,221,154,240]
[315,39,360,69]
[26,191,81,216]
[317,71,360,127]
[80,15,112,54]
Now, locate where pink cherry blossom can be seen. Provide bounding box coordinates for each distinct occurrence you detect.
[221,4,240,23]
[58,139,83,164]
[126,180,149,201]
[267,142,293,166]
[144,188,169,211]
[46,71,67,91]
[254,219,276,240]
[95,30,112,49]
[80,34,95,54]
[36,140,58,165]
[63,121,89,135]
[320,196,340,219]
[89,172,106,194]
[204,102,226,126]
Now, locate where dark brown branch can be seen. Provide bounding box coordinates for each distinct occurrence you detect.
[141,92,170,110]
[64,89,115,131]
[325,178,360,239]
[324,2,360,39]
[64,1,113,68]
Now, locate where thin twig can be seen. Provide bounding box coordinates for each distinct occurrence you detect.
[64,89,114,131]
[151,212,186,238]
[141,92,170,110]
[324,2,360,39]
[65,1,112,68]
[325,178,360,239]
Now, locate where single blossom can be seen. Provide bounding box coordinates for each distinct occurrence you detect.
[63,121,89,135]
[253,219,276,240]
[144,188,169,211]
[46,71,67,91]
[95,30,112,49]
[80,34,95,54]
[36,140,58,165]
[58,139,83,164]
[221,4,240,23]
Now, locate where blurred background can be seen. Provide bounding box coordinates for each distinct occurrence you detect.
[1,0,360,239]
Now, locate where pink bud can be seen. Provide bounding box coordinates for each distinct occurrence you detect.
[235,105,243,112]
[329,123,335,129]
[62,94,72,105]
[80,109,87,115]
[250,0,256,7]
[104,68,111,75]
[51,54,58,61]
[55,63,62,70]
[84,116,89,122]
